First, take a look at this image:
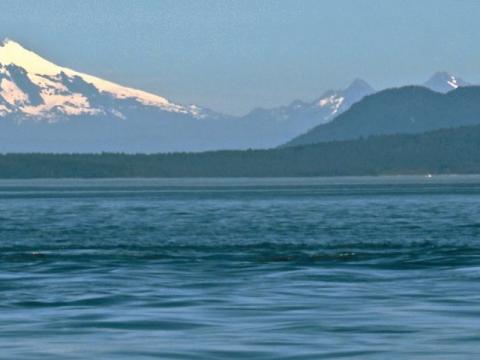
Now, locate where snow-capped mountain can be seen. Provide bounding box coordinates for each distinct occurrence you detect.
[0,39,245,152]
[423,71,470,93]
[0,39,205,119]
[314,78,375,120]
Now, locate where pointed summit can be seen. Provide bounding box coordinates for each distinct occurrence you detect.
[314,78,375,116]
[1,37,11,46]
[423,71,470,93]
[0,38,67,76]
[345,78,374,92]
[342,78,375,97]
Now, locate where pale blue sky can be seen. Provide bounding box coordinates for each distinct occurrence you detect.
[1,0,479,115]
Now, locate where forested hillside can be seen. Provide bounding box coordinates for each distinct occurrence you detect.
[284,86,480,147]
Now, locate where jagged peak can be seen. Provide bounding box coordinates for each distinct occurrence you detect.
[428,71,456,80]
[344,78,375,94]
[425,71,456,85]
[423,71,470,93]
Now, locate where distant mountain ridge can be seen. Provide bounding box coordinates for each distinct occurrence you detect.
[0,39,475,152]
[0,39,380,152]
[241,78,375,130]
[284,85,480,148]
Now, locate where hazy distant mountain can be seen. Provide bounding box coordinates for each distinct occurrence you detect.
[1,39,476,152]
[283,85,480,147]
[0,39,377,152]
[423,71,470,93]
[239,78,375,144]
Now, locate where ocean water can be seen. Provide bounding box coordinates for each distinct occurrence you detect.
[1,176,480,359]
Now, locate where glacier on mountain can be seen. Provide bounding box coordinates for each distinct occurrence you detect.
[0,39,201,120]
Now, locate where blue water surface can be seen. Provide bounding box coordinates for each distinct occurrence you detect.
[1,176,480,359]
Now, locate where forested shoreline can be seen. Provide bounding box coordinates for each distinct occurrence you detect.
[1,125,480,178]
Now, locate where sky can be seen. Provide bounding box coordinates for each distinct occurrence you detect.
[1,0,479,115]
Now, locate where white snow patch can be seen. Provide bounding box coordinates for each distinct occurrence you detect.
[110,109,126,120]
[21,92,102,117]
[318,95,345,114]
[0,78,29,105]
[28,73,69,94]
[0,104,11,115]
[447,76,459,89]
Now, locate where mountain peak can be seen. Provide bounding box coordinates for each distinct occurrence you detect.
[346,78,373,91]
[0,38,18,47]
[423,71,469,93]
[343,78,375,97]
[0,39,202,117]
[310,78,375,122]
[1,37,13,46]
[428,71,455,80]
[0,38,65,77]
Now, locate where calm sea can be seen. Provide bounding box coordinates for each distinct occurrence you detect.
[1,176,480,359]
